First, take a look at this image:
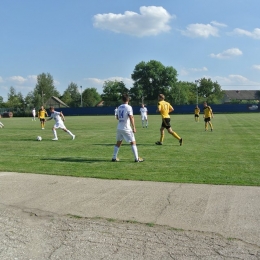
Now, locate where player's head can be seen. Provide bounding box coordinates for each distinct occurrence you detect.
[122,94,130,103]
[158,94,165,101]
[203,101,207,107]
[141,104,144,107]
[49,106,55,112]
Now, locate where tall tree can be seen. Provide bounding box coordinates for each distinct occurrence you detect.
[6,87,24,108]
[82,88,101,107]
[101,80,129,105]
[131,60,178,102]
[33,73,60,107]
[197,78,224,104]
[61,82,81,107]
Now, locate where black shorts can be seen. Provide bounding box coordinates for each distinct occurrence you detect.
[204,117,211,122]
[39,118,45,122]
[161,118,171,129]
[195,114,199,117]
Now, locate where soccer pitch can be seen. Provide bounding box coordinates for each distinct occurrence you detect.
[0,114,259,186]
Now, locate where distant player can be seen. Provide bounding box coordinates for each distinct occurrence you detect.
[46,106,75,141]
[38,106,48,129]
[155,94,183,146]
[32,108,36,121]
[0,121,4,128]
[194,105,200,122]
[203,101,214,131]
[111,94,144,162]
[114,107,118,119]
[140,104,148,128]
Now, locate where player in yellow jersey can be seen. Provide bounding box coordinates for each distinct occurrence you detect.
[203,101,214,131]
[155,94,183,146]
[38,106,48,129]
[194,105,200,122]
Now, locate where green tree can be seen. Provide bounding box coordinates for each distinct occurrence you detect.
[131,60,178,102]
[0,96,6,107]
[33,73,60,107]
[197,78,224,104]
[6,87,24,108]
[61,82,81,107]
[101,80,129,106]
[82,88,101,107]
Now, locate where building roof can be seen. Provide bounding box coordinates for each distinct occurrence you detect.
[46,96,69,108]
[224,90,260,101]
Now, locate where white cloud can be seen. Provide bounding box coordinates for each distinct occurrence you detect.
[252,65,260,71]
[210,21,227,27]
[190,67,208,72]
[211,75,260,90]
[181,23,219,38]
[93,6,174,37]
[210,48,242,59]
[7,76,27,84]
[231,28,260,39]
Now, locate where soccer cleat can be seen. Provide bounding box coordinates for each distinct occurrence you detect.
[72,135,75,140]
[155,141,163,145]
[179,138,183,146]
[111,158,119,162]
[52,138,58,141]
[211,129,213,132]
[135,157,144,162]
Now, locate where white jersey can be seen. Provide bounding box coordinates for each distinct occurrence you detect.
[117,104,133,130]
[114,108,118,115]
[50,111,63,124]
[32,109,36,116]
[140,107,148,116]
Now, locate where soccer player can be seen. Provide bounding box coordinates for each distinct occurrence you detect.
[203,101,214,131]
[0,121,4,128]
[38,106,48,129]
[112,94,144,162]
[114,107,118,119]
[32,108,36,121]
[155,94,183,146]
[46,106,75,141]
[140,104,148,128]
[194,105,200,122]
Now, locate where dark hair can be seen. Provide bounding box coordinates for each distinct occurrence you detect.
[122,94,130,102]
[49,106,54,110]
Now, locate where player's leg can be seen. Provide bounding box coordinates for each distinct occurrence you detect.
[52,126,58,140]
[168,127,183,146]
[112,131,123,161]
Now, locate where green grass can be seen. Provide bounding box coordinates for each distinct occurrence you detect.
[0,114,259,186]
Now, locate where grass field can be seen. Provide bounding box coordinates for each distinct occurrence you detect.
[0,113,259,186]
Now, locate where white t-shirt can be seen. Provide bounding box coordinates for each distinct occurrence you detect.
[32,109,36,116]
[50,111,63,124]
[114,108,118,115]
[140,107,148,118]
[117,104,133,130]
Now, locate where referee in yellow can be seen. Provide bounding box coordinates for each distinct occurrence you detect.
[155,94,183,146]
[38,106,48,129]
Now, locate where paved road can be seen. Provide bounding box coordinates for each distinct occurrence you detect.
[0,172,259,259]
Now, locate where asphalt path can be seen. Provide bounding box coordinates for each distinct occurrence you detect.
[0,172,259,259]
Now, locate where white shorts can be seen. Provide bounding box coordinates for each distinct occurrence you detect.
[116,129,136,143]
[141,115,147,120]
[54,121,66,129]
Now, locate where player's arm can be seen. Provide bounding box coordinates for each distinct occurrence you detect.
[169,105,174,113]
[156,103,161,113]
[60,111,65,121]
[129,115,136,133]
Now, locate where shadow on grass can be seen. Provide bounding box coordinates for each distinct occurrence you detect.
[41,157,108,163]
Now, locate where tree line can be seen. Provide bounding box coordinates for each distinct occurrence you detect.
[0,60,224,111]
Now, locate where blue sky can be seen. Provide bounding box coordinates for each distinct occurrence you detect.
[0,0,260,101]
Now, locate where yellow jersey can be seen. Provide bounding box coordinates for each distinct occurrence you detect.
[203,106,212,118]
[38,109,48,119]
[158,100,173,118]
[194,107,200,115]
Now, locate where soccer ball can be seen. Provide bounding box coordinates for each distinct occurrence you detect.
[37,136,42,141]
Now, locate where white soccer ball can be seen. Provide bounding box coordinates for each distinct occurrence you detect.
[37,136,42,141]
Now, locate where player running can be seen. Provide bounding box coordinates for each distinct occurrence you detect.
[46,106,75,141]
[155,94,183,146]
[38,106,48,129]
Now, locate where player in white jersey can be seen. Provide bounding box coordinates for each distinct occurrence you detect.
[32,108,36,121]
[114,107,118,119]
[112,94,144,162]
[140,104,148,128]
[46,106,75,141]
